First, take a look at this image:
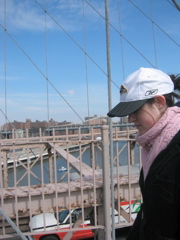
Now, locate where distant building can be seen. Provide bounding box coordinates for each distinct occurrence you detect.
[0,115,134,139]
[84,115,107,125]
[3,119,51,131]
[1,119,72,138]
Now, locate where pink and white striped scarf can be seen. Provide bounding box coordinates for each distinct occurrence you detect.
[136,106,180,180]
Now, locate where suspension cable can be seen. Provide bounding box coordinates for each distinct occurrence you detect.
[1,0,178,126]
[3,0,7,130]
[150,0,158,68]
[85,0,179,66]
[0,23,84,122]
[85,0,156,68]
[34,0,119,89]
[1,1,45,166]
[44,0,50,129]
[167,0,178,9]
[82,0,90,120]
[128,0,180,47]
[117,0,125,80]
[172,0,180,11]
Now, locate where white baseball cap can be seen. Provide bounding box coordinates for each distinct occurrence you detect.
[107,67,174,117]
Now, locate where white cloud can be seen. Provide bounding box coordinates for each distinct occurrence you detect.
[0,0,106,33]
[67,90,75,95]
[0,0,54,32]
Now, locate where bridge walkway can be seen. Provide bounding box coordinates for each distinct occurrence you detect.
[0,124,140,239]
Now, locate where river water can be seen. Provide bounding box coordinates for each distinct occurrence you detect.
[7,141,140,187]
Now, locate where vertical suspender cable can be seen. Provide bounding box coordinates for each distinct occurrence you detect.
[44,0,50,130]
[118,0,126,127]
[150,0,158,68]
[82,0,90,121]
[3,0,7,134]
[105,0,115,239]
[118,0,125,80]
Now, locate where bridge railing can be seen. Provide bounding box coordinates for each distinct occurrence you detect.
[0,122,140,239]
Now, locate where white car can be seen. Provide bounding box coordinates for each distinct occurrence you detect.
[30,208,94,240]
[30,201,140,240]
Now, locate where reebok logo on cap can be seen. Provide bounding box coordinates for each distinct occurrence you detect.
[145,89,158,96]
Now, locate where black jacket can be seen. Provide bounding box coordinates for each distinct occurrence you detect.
[126,130,180,240]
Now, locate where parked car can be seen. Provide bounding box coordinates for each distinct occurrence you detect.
[30,201,140,240]
[30,208,94,240]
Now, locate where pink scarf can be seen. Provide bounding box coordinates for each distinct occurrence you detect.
[136,106,180,180]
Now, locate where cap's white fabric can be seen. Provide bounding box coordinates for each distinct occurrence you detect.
[120,67,174,103]
[107,67,174,117]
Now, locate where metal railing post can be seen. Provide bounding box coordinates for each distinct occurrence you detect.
[101,120,111,240]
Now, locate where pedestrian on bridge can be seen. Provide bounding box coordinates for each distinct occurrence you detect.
[108,67,180,240]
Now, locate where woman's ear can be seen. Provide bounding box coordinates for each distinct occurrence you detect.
[154,96,167,110]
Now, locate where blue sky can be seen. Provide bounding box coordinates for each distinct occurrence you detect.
[0,0,180,126]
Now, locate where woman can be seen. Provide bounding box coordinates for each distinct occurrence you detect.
[108,67,180,240]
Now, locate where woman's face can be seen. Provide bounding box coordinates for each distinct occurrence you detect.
[128,97,166,135]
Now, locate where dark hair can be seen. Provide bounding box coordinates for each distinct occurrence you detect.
[147,74,180,107]
[165,74,180,106]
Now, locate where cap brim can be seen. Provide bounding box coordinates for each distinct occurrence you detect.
[107,99,148,117]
